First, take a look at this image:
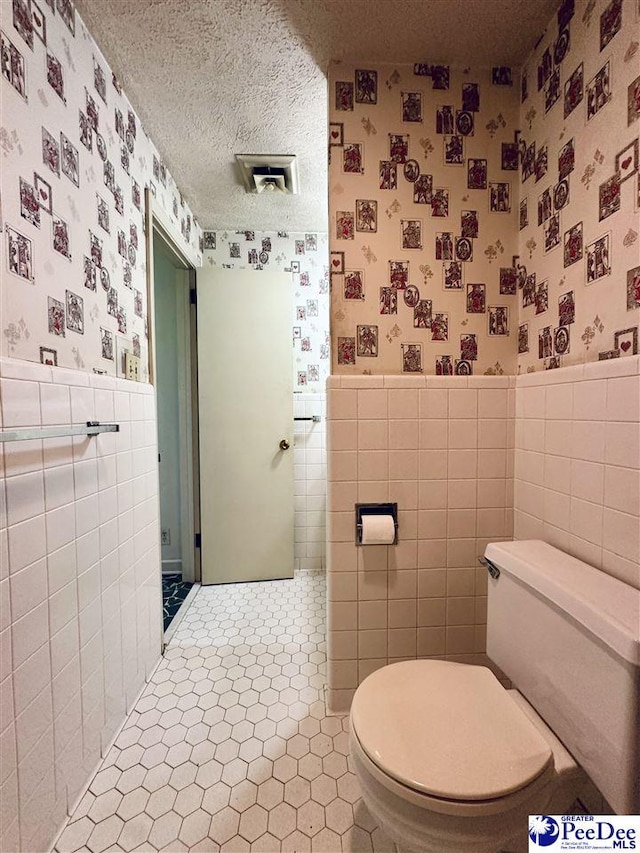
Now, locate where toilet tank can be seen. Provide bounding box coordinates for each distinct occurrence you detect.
[485,540,640,815]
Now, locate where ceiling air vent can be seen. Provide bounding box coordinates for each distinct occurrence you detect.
[235,154,299,195]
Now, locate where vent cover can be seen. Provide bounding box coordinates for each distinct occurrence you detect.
[235,154,299,195]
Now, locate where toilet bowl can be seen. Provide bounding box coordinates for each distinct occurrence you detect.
[349,659,585,853]
[348,541,640,852]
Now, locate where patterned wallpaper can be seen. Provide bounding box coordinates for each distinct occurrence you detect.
[327,0,639,376]
[1,0,202,377]
[202,230,330,393]
[516,0,640,370]
[328,62,521,376]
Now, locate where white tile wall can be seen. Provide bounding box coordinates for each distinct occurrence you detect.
[293,393,326,573]
[0,358,162,853]
[325,375,514,711]
[514,356,640,589]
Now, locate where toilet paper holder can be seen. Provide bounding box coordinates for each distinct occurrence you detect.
[355,503,398,545]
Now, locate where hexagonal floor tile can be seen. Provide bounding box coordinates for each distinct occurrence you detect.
[284,775,311,808]
[90,766,121,796]
[310,774,337,807]
[297,754,323,782]
[57,573,354,853]
[191,740,218,766]
[272,755,297,784]
[336,773,361,805]
[148,809,182,849]
[322,752,348,780]
[116,788,149,821]
[297,800,325,838]
[220,834,250,852]
[118,812,152,851]
[173,782,204,817]
[286,734,310,760]
[313,827,343,852]
[238,804,268,843]
[145,785,177,820]
[309,734,332,759]
[229,779,258,813]
[166,742,193,768]
[220,757,249,787]
[201,782,232,817]
[169,761,198,791]
[256,777,284,811]
[209,806,240,845]
[55,816,94,853]
[88,789,123,823]
[115,765,146,796]
[215,739,240,765]
[86,814,124,853]
[246,756,273,786]
[142,763,172,793]
[178,808,211,847]
[342,824,375,852]
[267,801,297,841]
[281,828,311,852]
[325,798,353,835]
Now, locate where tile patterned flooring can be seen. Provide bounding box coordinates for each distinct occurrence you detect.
[162,574,194,632]
[55,572,395,853]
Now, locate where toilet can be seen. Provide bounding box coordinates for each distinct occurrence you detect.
[349,540,640,853]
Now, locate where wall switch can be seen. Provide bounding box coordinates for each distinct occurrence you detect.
[125,353,141,381]
[161,528,171,545]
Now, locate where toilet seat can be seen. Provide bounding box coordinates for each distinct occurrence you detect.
[350,660,553,805]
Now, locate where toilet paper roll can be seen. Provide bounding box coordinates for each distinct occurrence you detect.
[361,514,395,545]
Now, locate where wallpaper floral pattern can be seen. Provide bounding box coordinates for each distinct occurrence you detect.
[328,61,521,376]
[202,230,330,392]
[516,0,640,370]
[1,0,202,377]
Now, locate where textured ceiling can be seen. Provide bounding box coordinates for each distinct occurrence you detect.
[75,0,560,232]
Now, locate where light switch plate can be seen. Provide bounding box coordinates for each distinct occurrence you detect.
[125,353,141,381]
[116,336,132,378]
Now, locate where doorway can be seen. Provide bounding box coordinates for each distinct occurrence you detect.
[151,226,199,632]
[150,225,329,629]
[151,238,297,595]
[197,230,330,579]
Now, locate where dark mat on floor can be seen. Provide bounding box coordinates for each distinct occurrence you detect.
[162,573,193,631]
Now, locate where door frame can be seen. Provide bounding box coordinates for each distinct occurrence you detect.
[145,190,201,584]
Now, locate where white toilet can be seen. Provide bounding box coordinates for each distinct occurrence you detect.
[349,540,640,853]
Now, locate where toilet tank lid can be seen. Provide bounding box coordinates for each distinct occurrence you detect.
[485,540,640,666]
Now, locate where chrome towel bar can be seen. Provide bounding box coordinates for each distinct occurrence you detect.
[0,421,120,442]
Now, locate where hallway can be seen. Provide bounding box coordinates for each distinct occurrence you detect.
[54,573,392,852]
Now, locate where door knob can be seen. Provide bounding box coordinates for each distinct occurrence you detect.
[279,439,290,451]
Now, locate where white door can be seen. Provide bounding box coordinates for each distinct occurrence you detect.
[196,267,294,584]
